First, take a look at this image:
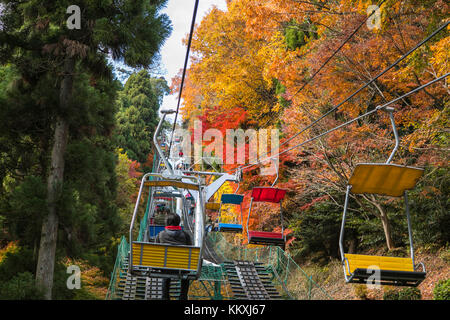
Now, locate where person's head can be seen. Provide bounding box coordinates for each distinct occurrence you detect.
[165,213,181,226]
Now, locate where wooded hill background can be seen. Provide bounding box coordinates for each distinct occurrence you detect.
[0,0,448,300]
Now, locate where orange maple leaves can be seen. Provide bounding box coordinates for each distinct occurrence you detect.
[170,0,448,247]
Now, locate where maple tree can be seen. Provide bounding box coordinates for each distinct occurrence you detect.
[174,0,448,254]
[172,2,284,129]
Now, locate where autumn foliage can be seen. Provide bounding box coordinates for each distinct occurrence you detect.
[173,0,449,254]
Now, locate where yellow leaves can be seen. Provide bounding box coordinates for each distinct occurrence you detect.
[178,0,447,174]
[0,242,19,263]
[257,31,285,82]
[403,108,444,153]
[429,35,450,77]
[177,1,284,126]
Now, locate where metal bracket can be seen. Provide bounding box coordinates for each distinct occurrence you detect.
[271,158,279,187]
[381,107,399,164]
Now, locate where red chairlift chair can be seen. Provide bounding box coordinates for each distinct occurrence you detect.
[246,160,287,247]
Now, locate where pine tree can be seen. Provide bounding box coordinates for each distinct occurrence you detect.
[116,70,169,164]
[0,0,171,299]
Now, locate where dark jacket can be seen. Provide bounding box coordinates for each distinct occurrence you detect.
[153,213,166,225]
[155,228,192,246]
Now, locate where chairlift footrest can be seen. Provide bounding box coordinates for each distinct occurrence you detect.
[347,268,426,287]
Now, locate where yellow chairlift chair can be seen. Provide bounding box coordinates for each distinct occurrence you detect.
[129,174,204,281]
[339,107,426,287]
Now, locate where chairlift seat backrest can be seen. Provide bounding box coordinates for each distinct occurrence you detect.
[205,202,221,210]
[349,163,424,197]
[144,180,200,191]
[220,194,244,205]
[131,242,201,273]
[251,187,286,203]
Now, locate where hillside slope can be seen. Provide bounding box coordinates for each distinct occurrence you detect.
[298,247,449,300]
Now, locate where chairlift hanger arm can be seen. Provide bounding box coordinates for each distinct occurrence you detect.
[382,107,399,164]
[154,110,176,175]
[203,171,242,202]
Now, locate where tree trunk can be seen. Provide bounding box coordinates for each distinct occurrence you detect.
[348,238,357,254]
[373,201,395,250]
[36,57,74,299]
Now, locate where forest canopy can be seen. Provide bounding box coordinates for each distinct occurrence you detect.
[0,0,448,300]
[0,0,171,299]
[172,0,449,259]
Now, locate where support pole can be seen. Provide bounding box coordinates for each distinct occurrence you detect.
[339,185,352,259]
[339,185,352,281]
[246,197,254,240]
[404,191,415,268]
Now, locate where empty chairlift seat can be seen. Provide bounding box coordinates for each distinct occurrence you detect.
[247,187,287,246]
[251,187,286,203]
[340,163,426,286]
[148,225,165,238]
[343,253,426,286]
[217,194,244,233]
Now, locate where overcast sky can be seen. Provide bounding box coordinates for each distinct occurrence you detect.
[159,0,227,121]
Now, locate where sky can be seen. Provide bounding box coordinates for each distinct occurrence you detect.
[158,0,228,122]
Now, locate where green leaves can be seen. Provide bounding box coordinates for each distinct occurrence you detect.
[93,0,172,68]
[433,279,450,300]
[0,0,172,296]
[0,271,44,299]
[115,70,166,164]
[283,19,318,50]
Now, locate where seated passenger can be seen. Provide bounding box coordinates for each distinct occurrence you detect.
[153,207,167,225]
[155,213,191,245]
[155,213,192,300]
